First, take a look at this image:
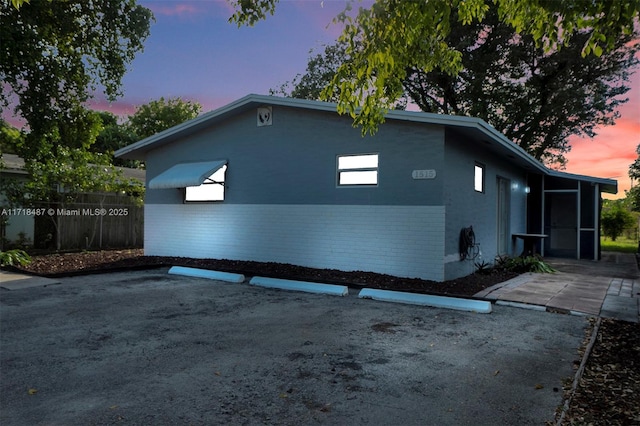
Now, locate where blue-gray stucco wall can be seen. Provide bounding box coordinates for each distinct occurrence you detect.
[145,106,446,206]
[443,129,528,279]
[140,104,536,281]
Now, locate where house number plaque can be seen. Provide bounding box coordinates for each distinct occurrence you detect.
[412,169,436,179]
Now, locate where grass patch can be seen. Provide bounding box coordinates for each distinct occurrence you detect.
[601,236,638,253]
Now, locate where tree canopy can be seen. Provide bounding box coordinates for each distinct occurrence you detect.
[89,97,202,168]
[0,119,22,154]
[273,9,638,165]
[395,6,637,165]
[627,146,640,211]
[0,0,153,159]
[629,145,640,182]
[601,201,636,241]
[233,0,640,136]
[127,97,202,141]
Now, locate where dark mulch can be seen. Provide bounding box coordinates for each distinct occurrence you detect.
[558,319,640,425]
[8,249,518,297]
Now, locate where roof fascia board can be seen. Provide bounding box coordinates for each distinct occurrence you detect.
[547,169,617,193]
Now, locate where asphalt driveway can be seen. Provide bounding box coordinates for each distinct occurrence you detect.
[1,269,588,425]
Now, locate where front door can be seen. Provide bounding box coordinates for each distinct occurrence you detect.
[497,177,510,255]
[544,192,577,257]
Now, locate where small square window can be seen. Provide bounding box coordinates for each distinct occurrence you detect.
[337,154,378,186]
[474,163,485,193]
[185,165,227,202]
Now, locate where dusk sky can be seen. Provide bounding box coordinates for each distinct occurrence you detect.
[7,0,640,198]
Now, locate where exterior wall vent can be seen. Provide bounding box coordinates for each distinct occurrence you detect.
[257,106,272,126]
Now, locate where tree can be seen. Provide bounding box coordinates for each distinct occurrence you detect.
[1,144,144,250]
[2,0,151,250]
[274,10,638,165]
[92,112,139,168]
[128,97,202,141]
[601,201,635,241]
[231,0,640,135]
[627,145,640,211]
[0,0,153,160]
[400,7,638,166]
[629,145,640,181]
[270,43,349,102]
[1,109,144,250]
[0,120,23,154]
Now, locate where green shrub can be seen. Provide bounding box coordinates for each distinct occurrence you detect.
[474,260,493,274]
[601,206,635,241]
[0,249,32,267]
[496,255,555,274]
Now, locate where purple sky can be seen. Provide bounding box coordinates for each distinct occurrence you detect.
[6,0,640,197]
[91,0,352,115]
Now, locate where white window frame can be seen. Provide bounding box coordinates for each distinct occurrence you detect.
[185,165,227,202]
[474,162,485,193]
[337,153,379,186]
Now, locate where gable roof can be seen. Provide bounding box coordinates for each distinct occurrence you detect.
[114,94,616,193]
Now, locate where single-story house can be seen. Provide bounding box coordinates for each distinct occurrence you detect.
[115,94,616,282]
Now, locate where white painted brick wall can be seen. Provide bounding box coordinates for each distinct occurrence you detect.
[145,204,446,281]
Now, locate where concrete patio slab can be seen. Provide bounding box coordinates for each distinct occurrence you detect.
[474,253,640,323]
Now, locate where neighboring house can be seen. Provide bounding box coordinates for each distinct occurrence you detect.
[1,153,145,250]
[115,94,616,282]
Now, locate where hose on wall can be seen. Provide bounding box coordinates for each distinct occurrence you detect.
[459,226,479,260]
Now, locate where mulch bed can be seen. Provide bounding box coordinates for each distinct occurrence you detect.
[558,318,640,425]
[9,248,519,297]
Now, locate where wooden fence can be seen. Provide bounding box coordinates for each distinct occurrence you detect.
[35,194,143,251]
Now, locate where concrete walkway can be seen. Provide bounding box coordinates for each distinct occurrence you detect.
[475,252,640,323]
[0,270,60,290]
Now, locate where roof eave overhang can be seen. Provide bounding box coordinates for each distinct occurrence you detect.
[547,169,618,194]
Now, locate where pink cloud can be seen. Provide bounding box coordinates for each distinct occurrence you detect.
[141,1,233,20]
[288,0,355,40]
[551,61,640,199]
[86,99,138,119]
[564,115,640,198]
[86,93,238,121]
[144,2,199,17]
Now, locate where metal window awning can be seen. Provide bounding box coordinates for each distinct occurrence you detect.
[148,160,227,189]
